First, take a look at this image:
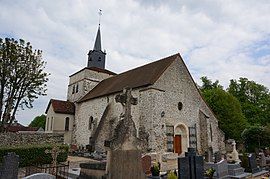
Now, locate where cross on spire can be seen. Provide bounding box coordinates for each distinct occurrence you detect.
[98,9,102,26]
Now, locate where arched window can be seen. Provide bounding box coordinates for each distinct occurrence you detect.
[65,117,70,131]
[89,116,94,130]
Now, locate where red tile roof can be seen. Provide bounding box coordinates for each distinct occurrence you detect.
[79,53,179,102]
[6,123,38,132]
[45,99,75,114]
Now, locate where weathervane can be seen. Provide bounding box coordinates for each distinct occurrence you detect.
[98,9,102,26]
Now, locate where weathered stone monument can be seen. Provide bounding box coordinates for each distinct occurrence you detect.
[105,88,145,179]
[0,152,19,179]
[45,146,65,176]
[178,148,203,179]
[226,139,240,163]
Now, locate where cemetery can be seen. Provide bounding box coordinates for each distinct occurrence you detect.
[1,3,270,179]
[0,87,270,179]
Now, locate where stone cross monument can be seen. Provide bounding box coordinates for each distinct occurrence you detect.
[105,87,145,179]
[45,146,65,175]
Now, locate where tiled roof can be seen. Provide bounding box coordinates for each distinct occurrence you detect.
[69,67,116,77]
[79,53,180,102]
[45,99,75,115]
[6,124,38,132]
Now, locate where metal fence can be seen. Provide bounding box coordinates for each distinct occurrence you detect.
[25,162,69,179]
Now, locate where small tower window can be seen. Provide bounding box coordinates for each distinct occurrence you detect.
[89,116,94,130]
[72,86,75,94]
[65,117,70,131]
[89,57,92,61]
[76,84,79,93]
[98,57,101,61]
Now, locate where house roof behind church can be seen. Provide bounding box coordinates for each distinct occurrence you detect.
[45,99,75,115]
[69,67,116,77]
[78,53,179,102]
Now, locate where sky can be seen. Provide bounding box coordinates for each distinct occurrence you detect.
[0,0,270,125]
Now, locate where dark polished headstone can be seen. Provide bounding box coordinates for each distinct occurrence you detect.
[0,152,19,179]
[178,148,203,179]
[247,154,261,173]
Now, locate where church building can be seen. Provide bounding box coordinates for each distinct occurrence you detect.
[45,25,225,156]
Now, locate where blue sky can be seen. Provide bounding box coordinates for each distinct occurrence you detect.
[0,0,270,125]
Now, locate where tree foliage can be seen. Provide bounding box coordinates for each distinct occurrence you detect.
[29,114,46,129]
[202,88,247,141]
[241,125,270,152]
[228,78,270,125]
[0,38,49,129]
[200,76,223,91]
[200,76,247,141]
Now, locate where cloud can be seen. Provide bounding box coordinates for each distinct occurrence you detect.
[0,0,270,125]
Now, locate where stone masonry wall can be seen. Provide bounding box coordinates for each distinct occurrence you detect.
[0,132,64,147]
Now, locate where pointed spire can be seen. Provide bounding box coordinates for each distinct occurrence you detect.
[93,25,102,51]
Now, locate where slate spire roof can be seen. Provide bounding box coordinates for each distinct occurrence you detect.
[79,53,180,102]
[93,25,102,51]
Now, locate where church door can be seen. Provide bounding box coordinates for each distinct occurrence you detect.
[174,135,182,155]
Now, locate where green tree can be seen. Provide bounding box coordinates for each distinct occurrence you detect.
[0,38,49,131]
[228,78,270,125]
[200,76,223,91]
[241,125,270,152]
[29,114,46,129]
[202,88,247,141]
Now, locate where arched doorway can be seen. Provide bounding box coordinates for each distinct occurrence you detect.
[174,123,189,155]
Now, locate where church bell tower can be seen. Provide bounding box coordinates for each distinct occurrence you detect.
[87,25,106,69]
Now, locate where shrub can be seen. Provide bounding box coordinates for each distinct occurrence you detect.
[150,162,160,176]
[0,144,69,167]
[168,170,177,179]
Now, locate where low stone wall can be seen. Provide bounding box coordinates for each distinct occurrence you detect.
[0,132,64,147]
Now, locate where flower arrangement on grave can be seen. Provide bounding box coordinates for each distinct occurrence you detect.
[150,162,160,176]
[205,168,215,178]
[167,170,177,179]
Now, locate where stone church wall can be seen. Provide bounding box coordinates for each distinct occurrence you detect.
[73,56,225,154]
[67,69,113,102]
[152,57,224,154]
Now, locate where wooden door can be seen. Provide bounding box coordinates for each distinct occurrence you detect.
[174,135,182,155]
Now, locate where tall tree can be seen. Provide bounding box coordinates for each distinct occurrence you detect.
[0,38,49,131]
[202,88,247,141]
[29,114,46,129]
[200,76,223,91]
[228,78,270,125]
[200,77,247,141]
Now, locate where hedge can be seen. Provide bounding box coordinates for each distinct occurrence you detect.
[0,144,69,167]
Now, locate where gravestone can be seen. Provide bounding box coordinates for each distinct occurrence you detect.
[227,140,240,163]
[214,151,222,163]
[0,152,19,179]
[247,153,261,173]
[178,148,203,179]
[45,146,65,176]
[259,152,266,168]
[141,155,151,175]
[205,160,229,178]
[105,88,145,179]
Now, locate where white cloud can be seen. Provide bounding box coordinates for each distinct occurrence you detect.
[0,0,270,125]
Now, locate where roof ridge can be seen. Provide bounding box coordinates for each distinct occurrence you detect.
[78,53,180,102]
